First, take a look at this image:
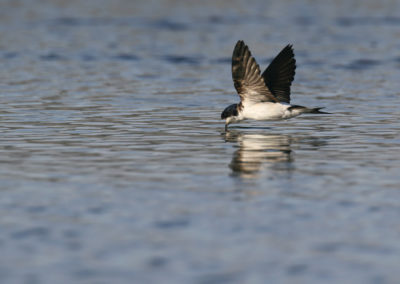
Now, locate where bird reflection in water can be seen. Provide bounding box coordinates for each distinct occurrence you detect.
[224,130,294,179]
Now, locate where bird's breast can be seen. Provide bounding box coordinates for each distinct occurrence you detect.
[241,102,289,121]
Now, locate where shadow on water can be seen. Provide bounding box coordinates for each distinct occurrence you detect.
[223,130,329,179]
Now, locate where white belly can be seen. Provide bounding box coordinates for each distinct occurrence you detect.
[241,102,298,121]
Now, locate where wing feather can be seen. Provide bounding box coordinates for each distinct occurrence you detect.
[261,44,296,103]
[232,41,277,104]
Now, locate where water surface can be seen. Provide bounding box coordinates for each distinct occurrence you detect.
[1,0,400,283]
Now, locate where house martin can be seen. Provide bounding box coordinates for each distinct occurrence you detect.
[221,40,328,131]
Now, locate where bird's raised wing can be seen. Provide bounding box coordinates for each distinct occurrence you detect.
[261,44,296,104]
[232,40,277,104]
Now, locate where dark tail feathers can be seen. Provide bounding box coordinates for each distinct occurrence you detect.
[308,107,330,114]
[288,105,330,114]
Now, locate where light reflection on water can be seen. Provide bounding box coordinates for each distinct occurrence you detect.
[225,131,294,178]
[1,0,400,283]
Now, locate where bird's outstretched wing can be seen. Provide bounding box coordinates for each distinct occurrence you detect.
[261,44,296,103]
[232,40,277,104]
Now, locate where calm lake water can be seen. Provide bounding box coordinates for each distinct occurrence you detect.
[1,0,400,283]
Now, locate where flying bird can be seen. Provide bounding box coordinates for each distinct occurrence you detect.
[221,40,328,131]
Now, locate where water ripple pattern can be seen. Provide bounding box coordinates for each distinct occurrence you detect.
[1,0,400,283]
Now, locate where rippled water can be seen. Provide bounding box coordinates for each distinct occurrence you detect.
[1,0,400,283]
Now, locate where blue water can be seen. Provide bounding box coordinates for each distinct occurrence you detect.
[1,1,400,283]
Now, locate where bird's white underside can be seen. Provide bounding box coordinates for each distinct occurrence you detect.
[225,101,302,126]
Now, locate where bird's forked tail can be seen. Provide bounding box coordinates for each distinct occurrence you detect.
[307,107,330,114]
[288,105,330,114]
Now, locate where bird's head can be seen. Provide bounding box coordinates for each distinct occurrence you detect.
[221,103,239,131]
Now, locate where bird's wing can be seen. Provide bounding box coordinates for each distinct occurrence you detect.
[232,40,277,104]
[261,44,296,104]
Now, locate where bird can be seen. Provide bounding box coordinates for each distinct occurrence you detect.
[221,40,328,131]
